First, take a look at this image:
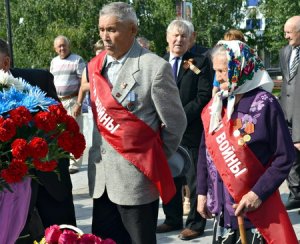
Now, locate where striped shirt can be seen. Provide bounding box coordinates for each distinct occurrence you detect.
[50,53,85,96]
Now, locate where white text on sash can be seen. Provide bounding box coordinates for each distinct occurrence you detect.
[215,126,247,178]
[93,80,120,134]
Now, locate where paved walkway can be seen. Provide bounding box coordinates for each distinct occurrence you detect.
[71,149,300,243]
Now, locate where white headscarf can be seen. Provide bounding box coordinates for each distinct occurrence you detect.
[209,41,274,134]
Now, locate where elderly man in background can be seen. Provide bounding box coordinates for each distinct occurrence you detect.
[279,16,300,210]
[82,2,187,243]
[50,35,85,174]
[156,19,213,241]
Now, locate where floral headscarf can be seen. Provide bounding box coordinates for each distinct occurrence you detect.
[209,40,274,133]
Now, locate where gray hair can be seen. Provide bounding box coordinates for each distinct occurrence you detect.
[183,20,194,33]
[211,44,227,61]
[167,19,192,37]
[99,2,138,26]
[54,35,70,46]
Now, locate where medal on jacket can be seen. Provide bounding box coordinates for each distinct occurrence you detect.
[183,58,201,74]
[126,91,136,111]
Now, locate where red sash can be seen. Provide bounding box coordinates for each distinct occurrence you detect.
[88,51,176,204]
[201,100,297,244]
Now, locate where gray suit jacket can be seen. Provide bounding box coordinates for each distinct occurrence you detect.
[279,45,300,142]
[88,41,187,205]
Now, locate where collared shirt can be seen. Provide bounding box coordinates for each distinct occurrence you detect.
[169,54,182,78]
[103,44,133,87]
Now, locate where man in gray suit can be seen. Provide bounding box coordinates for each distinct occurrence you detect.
[279,15,300,210]
[79,2,187,244]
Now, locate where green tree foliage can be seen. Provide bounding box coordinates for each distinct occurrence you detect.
[132,0,175,56]
[133,0,244,55]
[3,0,104,68]
[1,0,281,68]
[190,0,244,48]
[261,0,300,63]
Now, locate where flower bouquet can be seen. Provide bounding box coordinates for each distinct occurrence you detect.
[0,70,86,244]
[35,224,116,244]
[0,70,86,190]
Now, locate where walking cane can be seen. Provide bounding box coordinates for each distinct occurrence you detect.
[237,215,247,244]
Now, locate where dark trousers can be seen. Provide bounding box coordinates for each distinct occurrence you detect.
[162,176,184,228]
[287,149,300,200]
[162,147,206,231]
[36,183,76,228]
[92,190,159,244]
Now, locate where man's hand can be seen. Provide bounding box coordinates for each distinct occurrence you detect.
[197,195,213,219]
[294,143,300,151]
[233,191,262,216]
[72,103,82,117]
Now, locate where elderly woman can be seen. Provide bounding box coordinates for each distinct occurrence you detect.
[196,41,298,243]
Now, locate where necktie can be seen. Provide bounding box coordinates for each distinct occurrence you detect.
[290,47,300,79]
[172,57,179,81]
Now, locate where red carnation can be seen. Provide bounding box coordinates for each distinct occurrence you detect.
[0,118,16,142]
[33,159,58,172]
[57,131,74,152]
[34,111,57,132]
[70,133,86,159]
[64,115,80,133]
[0,159,28,183]
[11,138,29,160]
[48,103,68,123]
[28,137,49,159]
[57,131,86,159]
[9,106,32,127]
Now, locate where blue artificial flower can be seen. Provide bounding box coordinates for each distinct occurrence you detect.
[0,82,58,116]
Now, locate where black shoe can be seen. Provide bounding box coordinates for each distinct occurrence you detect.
[285,199,300,210]
[156,223,182,233]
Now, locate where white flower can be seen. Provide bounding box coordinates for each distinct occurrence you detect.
[0,69,25,90]
[0,69,10,87]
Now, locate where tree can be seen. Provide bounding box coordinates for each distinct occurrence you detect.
[7,0,104,68]
[1,0,247,67]
[261,0,300,64]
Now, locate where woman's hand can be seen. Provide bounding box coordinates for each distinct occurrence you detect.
[233,191,262,216]
[197,195,213,219]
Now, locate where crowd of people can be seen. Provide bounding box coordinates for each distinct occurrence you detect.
[0,1,300,243]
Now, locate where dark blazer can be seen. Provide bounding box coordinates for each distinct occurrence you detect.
[279,45,300,143]
[10,68,72,202]
[189,43,209,56]
[164,52,213,147]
